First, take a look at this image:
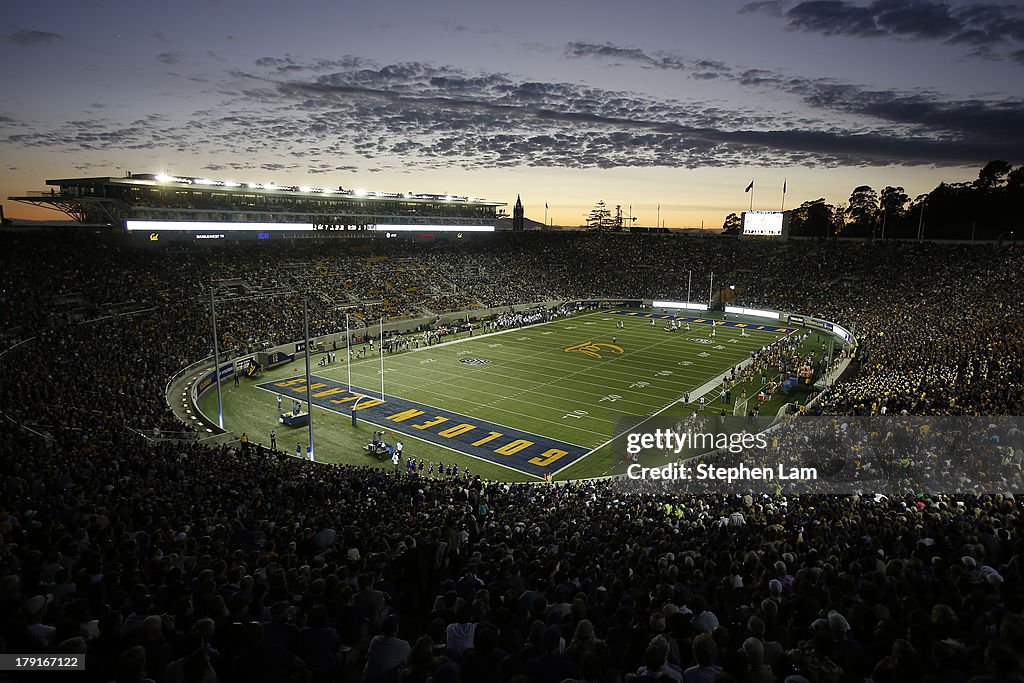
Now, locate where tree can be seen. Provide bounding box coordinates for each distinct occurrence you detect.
[845,185,879,237]
[876,186,910,238]
[788,199,837,238]
[1008,165,1024,191]
[879,186,909,218]
[975,160,1012,192]
[722,213,742,234]
[586,200,612,229]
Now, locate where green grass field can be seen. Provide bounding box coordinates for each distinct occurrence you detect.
[202,309,812,481]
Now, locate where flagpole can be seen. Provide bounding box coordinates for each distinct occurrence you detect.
[544,203,548,227]
[750,185,754,212]
[657,204,661,231]
[345,313,351,392]
[303,296,314,461]
[379,317,385,402]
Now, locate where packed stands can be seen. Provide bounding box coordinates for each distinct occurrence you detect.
[1,229,1023,682]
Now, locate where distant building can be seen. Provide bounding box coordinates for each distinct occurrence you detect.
[512,195,524,231]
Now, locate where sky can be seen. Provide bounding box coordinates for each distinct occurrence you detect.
[2,0,1023,228]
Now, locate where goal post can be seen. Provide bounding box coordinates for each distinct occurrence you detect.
[732,372,785,416]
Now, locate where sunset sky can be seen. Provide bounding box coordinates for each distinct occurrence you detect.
[2,0,1023,228]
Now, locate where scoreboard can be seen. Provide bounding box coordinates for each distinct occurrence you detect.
[741,211,788,237]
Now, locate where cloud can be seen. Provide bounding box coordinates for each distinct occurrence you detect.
[563,40,1024,142]
[565,42,691,71]
[6,56,1021,176]
[783,1,885,37]
[9,29,62,47]
[740,0,1024,62]
[254,60,1023,168]
[157,52,182,65]
[739,1,784,16]
[259,162,298,172]
[253,54,370,74]
[565,42,735,80]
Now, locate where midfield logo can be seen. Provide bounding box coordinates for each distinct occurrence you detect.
[459,358,491,365]
[564,341,625,360]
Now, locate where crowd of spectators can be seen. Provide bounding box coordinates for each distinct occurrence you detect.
[5,233,1019,428]
[1,228,1023,682]
[3,418,1024,682]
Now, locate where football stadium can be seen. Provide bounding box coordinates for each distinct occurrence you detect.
[2,167,1024,683]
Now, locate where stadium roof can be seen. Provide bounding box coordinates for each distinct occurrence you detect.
[9,171,506,227]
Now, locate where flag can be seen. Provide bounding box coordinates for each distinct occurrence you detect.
[545,202,549,209]
[783,179,787,193]
[745,180,754,192]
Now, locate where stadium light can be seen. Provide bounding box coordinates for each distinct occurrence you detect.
[138,170,501,207]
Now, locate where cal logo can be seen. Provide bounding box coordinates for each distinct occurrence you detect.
[564,341,624,359]
[458,358,491,365]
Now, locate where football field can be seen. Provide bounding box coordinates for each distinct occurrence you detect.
[206,309,799,481]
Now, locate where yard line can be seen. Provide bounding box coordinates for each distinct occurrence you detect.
[351,361,669,418]
[372,363,666,413]
[385,367,667,411]
[347,336,725,408]
[295,311,792,467]
[387,348,720,395]
[338,326,775,433]
[343,374,613,441]
[551,327,802,478]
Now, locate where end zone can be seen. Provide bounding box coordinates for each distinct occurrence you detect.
[256,375,591,478]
